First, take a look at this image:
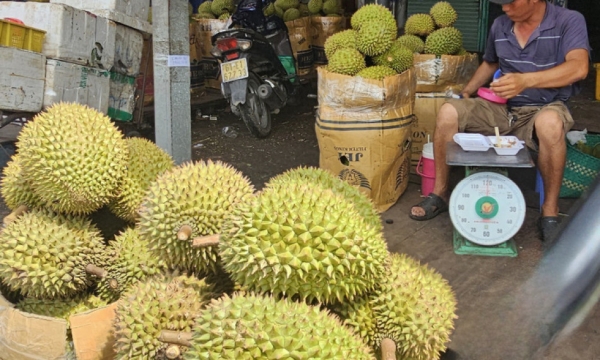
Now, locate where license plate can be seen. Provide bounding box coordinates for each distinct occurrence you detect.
[220,58,249,83]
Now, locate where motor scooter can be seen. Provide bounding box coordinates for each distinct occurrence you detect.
[210,0,299,138]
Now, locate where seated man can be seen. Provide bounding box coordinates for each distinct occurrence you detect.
[409,0,590,241]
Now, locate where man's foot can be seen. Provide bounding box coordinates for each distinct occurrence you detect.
[538,216,560,242]
[409,193,448,221]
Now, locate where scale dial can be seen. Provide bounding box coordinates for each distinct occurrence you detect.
[449,171,526,246]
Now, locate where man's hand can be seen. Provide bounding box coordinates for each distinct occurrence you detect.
[489,73,528,99]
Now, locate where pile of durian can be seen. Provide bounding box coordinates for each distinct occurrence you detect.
[402,1,467,56]
[264,0,343,21]
[193,0,236,20]
[0,103,457,359]
[323,4,417,80]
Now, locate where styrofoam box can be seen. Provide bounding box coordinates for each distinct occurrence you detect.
[108,72,136,122]
[0,46,46,112]
[0,2,144,76]
[44,59,110,114]
[50,0,152,35]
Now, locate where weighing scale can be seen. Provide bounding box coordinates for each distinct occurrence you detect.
[446,141,535,257]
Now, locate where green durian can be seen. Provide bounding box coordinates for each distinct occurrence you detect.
[298,3,310,16]
[210,0,235,15]
[275,4,285,17]
[283,7,301,21]
[356,15,398,56]
[195,11,216,19]
[219,12,231,20]
[275,0,300,11]
[395,34,426,53]
[17,294,107,327]
[16,102,128,215]
[322,0,341,15]
[372,43,414,73]
[137,160,255,274]
[263,2,275,16]
[0,209,106,299]
[356,65,398,80]
[430,1,458,28]
[184,292,377,359]
[323,29,358,60]
[327,47,366,76]
[404,13,435,36]
[350,4,392,30]
[198,1,213,14]
[219,180,388,304]
[425,26,463,55]
[108,137,174,223]
[0,153,43,211]
[307,0,323,14]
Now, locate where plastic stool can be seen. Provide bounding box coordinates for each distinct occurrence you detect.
[535,169,544,211]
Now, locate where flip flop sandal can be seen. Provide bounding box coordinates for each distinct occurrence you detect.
[409,193,448,221]
[538,216,560,242]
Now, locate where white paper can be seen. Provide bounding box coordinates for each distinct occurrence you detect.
[167,55,190,67]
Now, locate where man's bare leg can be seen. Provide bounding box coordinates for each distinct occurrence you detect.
[410,103,460,218]
[535,109,566,218]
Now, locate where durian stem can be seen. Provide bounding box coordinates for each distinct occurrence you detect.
[3,204,29,226]
[85,264,107,279]
[108,278,119,289]
[381,338,397,360]
[177,225,193,241]
[191,234,220,248]
[159,330,192,347]
[165,345,181,359]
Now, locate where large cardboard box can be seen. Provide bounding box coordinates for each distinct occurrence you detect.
[316,67,416,212]
[0,47,46,113]
[311,16,346,65]
[0,2,144,75]
[108,72,136,122]
[413,53,479,93]
[285,17,314,79]
[50,0,152,35]
[44,59,110,113]
[411,93,448,166]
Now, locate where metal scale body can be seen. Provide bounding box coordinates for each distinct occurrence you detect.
[446,141,535,256]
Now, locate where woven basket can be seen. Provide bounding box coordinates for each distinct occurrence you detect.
[560,134,600,198]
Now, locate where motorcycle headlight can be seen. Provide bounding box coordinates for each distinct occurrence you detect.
[237,40,252,50]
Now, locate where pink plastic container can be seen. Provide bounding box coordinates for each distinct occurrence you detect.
[477,87,507,104]
[416,143,435,195]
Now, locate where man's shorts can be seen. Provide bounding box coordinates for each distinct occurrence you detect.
[445,98,574,151]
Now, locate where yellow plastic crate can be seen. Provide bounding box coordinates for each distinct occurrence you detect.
[23,26,45,53]
[0,19,26,49]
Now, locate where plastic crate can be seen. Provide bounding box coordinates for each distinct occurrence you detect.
[0,19,26,49]
[560,134,600,198]
[23,25,45,53]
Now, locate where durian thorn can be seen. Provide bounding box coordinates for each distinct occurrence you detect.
[381,338,397,360]
[159,330,192,347]
[165,345,181,359]
[3,205,29,227]
[191,234,220,248]
[85,264,107,278]
[177,225,193,241]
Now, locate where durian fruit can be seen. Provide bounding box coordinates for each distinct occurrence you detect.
[219,12,230,20]
[97,228,166,302]
[283,7,301,21]
[198,1,213,14]
[137,160,255,274]
[0,209,106,299]
[188,2,194,15]
[0,153,43,211]
[430,1,457,28]
[210,0,235,15]
[263,2,275,16]
[372,43,414,73]
[266,166,382,231]
[0,279,23,304]
[356,65,397,80]
[327,47,366,76]
[396,34,425,53]
[456,47,469,55]
[219,180,388,304]
[355,14,398,56]
[184,292,377,359]
[16,102,128,215]
[307,0,323,14]
[298,3,310,16]
[108,137,174,223]
[17,294,107,325]
[275,5,285,17]
[322,0,341,15]
[330,294,381,349]
[350,4,390,31]
[324,29,358,60]
[425,26,463,55]
[195,12,216,19]
[404,13,435,36]
[275,0,299,11]
[114,274,215,359]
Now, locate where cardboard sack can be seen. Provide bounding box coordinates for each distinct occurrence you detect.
[316,67,416,212]
[311,16,346,65]
[413,53,479,93]
[285,17,314,79]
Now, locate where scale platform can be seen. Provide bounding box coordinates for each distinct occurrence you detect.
[446,141,534,257]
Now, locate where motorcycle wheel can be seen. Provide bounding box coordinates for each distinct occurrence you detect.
[239,75,272,138]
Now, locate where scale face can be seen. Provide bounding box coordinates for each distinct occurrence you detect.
[449,171,526,246]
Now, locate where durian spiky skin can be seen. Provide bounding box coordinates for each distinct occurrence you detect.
[283,7,301,21]
[356,17,398,56]
[137,160,255,274]
[329,294,381,349]
[108,137,174,223]
[16,102,128,215]
[0,209,106,299]
[324,29,358,60]
[219,12,230,20]
[275,5,285,17]
[195,11,216,19]
[198,1,212,14]
[327,48,366,76]
[266,166,382,231]
[263,2,275,16]
[0,153,44,210]
[395,34,425,54]
[322,0,341,15]
[113,274,214,359]
[404,13,435,36]
[219,181,388,305]
[430,1,457,28]
[372,43,414,73]
[17,294,107,326]
[275,0,299,11]
[307,0,323,14]
[350,4,391,31]
[184,292,377,360]
[356,65,397,80]
[425,26,463,56]
[210,0,235,15]
[97,228,167,302]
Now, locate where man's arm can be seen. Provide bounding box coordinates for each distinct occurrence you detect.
[460,61,498,98]
[490,49,589,99]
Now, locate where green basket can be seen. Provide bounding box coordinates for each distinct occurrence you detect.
[560,134,600,198]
